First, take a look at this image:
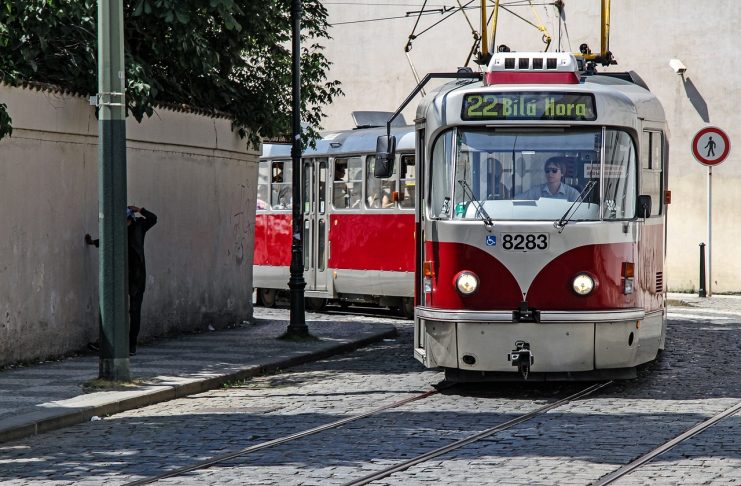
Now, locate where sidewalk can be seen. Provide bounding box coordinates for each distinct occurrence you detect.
[0,313,396,444]
[667,291,741,313]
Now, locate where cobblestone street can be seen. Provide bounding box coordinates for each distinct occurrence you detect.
[0,304,738,485]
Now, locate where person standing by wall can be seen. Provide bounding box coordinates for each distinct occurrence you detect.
[125,206,157,355]
[85,205,158,355]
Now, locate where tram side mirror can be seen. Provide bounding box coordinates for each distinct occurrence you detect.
[374,135,396,178]
[637,195,652,218]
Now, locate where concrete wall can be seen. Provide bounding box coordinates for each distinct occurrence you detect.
[322,0,741,292]
[0,84,258,366]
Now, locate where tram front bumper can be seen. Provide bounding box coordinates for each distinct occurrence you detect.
[415,307,648,373]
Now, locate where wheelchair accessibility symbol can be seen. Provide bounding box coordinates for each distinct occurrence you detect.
[485,235,497,246]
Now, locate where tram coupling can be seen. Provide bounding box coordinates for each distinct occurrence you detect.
[513,301,540,322]
[508,341,535,380]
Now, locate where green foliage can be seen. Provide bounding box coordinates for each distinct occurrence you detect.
[0,0,342,147]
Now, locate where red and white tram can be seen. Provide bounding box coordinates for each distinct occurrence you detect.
[254,116,417,317]
[377,52,669,380]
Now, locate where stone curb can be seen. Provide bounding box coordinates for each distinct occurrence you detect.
[0,326,397,445]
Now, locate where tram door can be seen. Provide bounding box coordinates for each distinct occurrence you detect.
[302,158,328,291]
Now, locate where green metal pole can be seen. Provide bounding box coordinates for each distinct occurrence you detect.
[98,0,130,380]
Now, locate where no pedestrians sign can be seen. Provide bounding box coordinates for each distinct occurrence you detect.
[692,127,731,166]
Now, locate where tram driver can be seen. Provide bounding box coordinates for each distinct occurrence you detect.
[515,157,580,202]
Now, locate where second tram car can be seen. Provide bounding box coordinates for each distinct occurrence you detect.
[377,52,669,380]
[254,116,417,317]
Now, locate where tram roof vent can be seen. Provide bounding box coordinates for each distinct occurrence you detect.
[486,52,580,85]
[351,111,407,129]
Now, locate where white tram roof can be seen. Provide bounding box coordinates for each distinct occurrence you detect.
[262,124,414,159]
[418,51,666,129]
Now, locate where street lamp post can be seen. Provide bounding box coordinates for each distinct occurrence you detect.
[284,0,309,338]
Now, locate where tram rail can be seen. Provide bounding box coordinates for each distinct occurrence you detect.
[124,386,447,486]
[126,380,614,486]
[593,400,741,485]
[344,381,612,486]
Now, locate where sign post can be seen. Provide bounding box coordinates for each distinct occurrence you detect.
[691,127,731,297]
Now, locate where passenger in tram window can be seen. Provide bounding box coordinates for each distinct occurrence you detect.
[366,156,395,209]
[514,157,580,202]
[372,189,393,208]
[486,158,512,200]
[333,162,349,208]
[400,182,415,208]
[367,182,394,209]
[271,166,292,209]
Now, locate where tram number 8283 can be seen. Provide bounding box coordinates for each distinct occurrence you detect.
[501,233,549,251]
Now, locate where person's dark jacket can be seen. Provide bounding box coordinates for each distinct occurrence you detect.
[128,208,157,295]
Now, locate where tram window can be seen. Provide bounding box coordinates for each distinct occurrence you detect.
[257,160,270,211]
[303,219,310,268]
[602,130,637,220]
[400,155,416,209]
[271,161,292,210]
[641,131,663,216]
[333,157,362,209]
[318,218,326,271]
[365,155,396,209]
[318,160,327,214]
[303,159,312,215]
[434,127,641,221]
[430,130,454,218]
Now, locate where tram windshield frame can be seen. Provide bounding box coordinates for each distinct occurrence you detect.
[428,127,637,222]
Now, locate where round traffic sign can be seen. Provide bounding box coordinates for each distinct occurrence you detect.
[692,127,730,166]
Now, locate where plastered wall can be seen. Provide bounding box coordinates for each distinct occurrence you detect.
[0,84,258,366]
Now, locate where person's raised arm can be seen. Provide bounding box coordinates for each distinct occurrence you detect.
[84,234,99,248]
[131,205,158,231]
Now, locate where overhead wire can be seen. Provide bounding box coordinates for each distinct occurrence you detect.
[332,1,564,87]
[330,2,554,27]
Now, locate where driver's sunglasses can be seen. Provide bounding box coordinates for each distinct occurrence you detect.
[544,167,560,174]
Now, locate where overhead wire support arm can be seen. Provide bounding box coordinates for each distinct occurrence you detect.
[527,0,552,50]
[404,1,478,87]
[384,71,483,138]
[458,0,481,66]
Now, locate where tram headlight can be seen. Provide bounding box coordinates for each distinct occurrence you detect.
[572,273,595,296]
[455,271,479,296]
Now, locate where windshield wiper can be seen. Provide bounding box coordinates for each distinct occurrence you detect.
[457,179,494,230]
[554,180,597,233]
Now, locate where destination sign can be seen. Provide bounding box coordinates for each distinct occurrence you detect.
[461,92,596,121]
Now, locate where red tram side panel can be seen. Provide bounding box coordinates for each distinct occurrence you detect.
[254,214,292,267]
[329,213,414,271]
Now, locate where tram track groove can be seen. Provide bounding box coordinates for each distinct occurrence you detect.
[343,381,612,486]
[592,399,741,486]
[124,386,447,486]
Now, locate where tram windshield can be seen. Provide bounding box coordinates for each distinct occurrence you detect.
[429,128,636,221]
